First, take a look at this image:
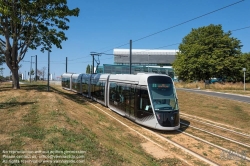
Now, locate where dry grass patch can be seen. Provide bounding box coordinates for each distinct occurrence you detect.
[0,83,184,166]
[177,90,250,132]
[175,82,250,92]
[141,141,170,159]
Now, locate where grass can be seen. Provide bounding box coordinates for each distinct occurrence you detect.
[0,82,184,166]
[1,81,249,165]
[177,90,250,131]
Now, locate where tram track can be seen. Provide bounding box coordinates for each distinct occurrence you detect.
[86,100,220,166]
[179,113,250,149]
[174,130,250,162]
[180,121,250,148]
[179,119,250,145]
[177,113,250,164]
[85,99,250,165]
[157,130,250,163]
[157,126,250,165]
[177,123,250,162]
[180,113,250,138]
[180,112,248,134]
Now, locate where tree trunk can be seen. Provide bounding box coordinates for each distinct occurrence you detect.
[12,68,20,89]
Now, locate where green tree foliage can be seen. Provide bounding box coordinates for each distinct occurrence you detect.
[87,65,93,74]
[0,0,80,89]
[173,24,242,82]
[86,64,90,74]
[241,53,250,82]
[30,69,34,75]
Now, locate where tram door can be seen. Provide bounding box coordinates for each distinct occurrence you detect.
[124,84,136,120]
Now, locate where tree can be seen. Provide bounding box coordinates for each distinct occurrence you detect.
[173,24,242,82]
[241,53,250,82]
[0,44,5,65]
[86,64,90,74]
[0,0,80,89]
[0,54,4,65]
[0,45,4,65]
[90,65,93,74]
[29,68,34,80]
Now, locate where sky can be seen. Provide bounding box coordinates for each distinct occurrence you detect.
[1,0,250,78]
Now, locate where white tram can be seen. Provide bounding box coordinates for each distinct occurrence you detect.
[62,73,180,130]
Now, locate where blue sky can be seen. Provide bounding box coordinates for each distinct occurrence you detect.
[2,0,250,78]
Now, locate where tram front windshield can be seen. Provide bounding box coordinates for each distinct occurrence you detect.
[148,76,178,112]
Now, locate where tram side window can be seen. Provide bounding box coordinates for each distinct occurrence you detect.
[117,84,123,103]
[72,78,76,89]
[64,78,70,88]
[94,82,98,98]
[123,85,130,105]
[92,82,97,98]
[101,82,105,100]
[82,79,88,95]
[109,82,126,111]
[129,85,136,117]
[91,80,95,97]
[77,78,81,91]
[109,82,117,107]
[95,81,105,101]
[137,87,153,118]
[142,89,152,112]
[92,81,100,99]
[118,84,130,112]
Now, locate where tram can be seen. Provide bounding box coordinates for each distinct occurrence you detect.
[62,73,180,130]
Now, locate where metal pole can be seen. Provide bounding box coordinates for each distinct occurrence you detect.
[129,40,132,74]
[35,55,37,81]
[30,56,32,83]
[148,54,149,72]
[66,57,67,73]
[92,54,94,74]
[47,51,50,91]
[243,68,246,91]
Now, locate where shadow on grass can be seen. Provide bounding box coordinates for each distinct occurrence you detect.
[2,84,88,105]
[0,86,12,92]
[50,86,88,105]
[0,83,49,92]
[154,118,190,135]
[21,84,50,92]
[151,122,190,136]
[0,101,35,109]
[180,118,190,131]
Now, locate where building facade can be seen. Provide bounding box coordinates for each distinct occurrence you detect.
[96,49,178,80]
[113,49,178,66]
